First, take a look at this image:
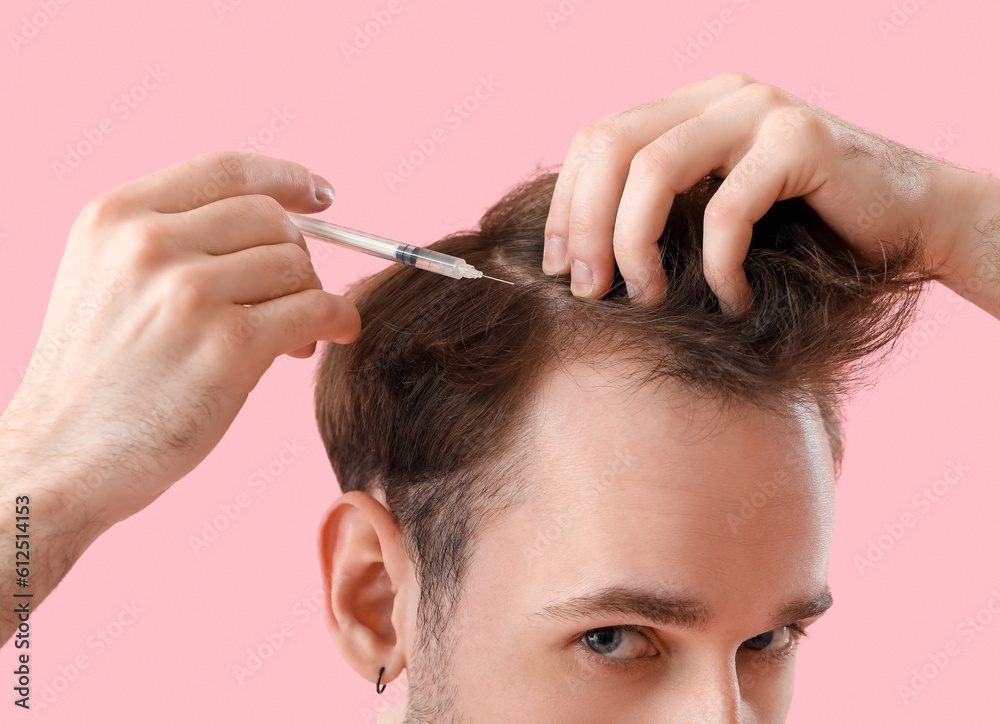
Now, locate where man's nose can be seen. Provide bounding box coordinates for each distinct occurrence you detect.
[652,657,743,724]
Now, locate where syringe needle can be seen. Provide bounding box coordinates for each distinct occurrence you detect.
[482,274,515,285]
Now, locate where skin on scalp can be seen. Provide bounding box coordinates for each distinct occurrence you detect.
[397,356,836,722]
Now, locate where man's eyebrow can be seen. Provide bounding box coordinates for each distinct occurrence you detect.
[769,585,834,629]
[531,585,711,629]
[530,584,834,631]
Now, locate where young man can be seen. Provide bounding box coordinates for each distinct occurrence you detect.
[313,167,931,721]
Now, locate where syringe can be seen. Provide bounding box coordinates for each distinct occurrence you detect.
[288,213,513,284]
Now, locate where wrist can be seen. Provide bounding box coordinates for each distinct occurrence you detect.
[926,164,1000,294]
[0,415,111,561]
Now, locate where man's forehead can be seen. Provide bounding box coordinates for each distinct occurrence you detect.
[522,357,832,470]
[525,357,714,442]
[499,357,836,562]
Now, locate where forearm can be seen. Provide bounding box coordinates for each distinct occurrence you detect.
[930,166,1000,320]
[0,421,109,645]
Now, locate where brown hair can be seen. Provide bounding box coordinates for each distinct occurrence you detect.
[315,171,938,639]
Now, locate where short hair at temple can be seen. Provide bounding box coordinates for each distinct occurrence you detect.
[314,170,939,640]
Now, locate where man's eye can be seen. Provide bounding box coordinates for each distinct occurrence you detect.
[740,624,805,655]
[581,625,656,660]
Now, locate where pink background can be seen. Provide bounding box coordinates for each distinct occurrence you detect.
[2,0,999,721]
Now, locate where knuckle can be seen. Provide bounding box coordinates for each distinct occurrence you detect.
[724,159,758,194]
[277,243,317,288]
[245,193,288,230]
[211,151,250,190]
[121,217,172,275]
[769,105,830,154]
[570,123,595,147]
[283,300,312,339]
[603,104,643,133]
[716,71,757,90]
[568,125,594,162]
[318,292,357,336]
[163,266,211,320]
[214,307,254,357]
[591,119,627,150]
[768,105,805,131]
[629,142,671,181]
[770,104,812,131]
[567,204,606,241]
[666,116,697,152]
[740,81,787,108]
[796,109,831,145]
[78,193,126,233]
[610,228,645,264]
[573,121,625,161]
[616,98,663,124]
[703,196,736,229]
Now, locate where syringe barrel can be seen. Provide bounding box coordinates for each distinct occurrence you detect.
[396,244,466,279]
[289,214,399,262]
[288,213,477,279]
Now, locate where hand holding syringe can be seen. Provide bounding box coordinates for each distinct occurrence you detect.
[288,213,513,284]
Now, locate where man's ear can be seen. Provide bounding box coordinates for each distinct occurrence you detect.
[318,489,418,690]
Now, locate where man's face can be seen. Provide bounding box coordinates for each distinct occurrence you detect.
[409,360,836,723]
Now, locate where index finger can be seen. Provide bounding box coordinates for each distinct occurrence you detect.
[109,151,336,215]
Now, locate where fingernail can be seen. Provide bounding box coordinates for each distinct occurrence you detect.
[626,281,643,302]
[542,235,567,274]
[570,259,594,297]
[311,173,336,205]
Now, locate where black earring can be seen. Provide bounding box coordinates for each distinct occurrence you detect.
[376,666,387,694]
